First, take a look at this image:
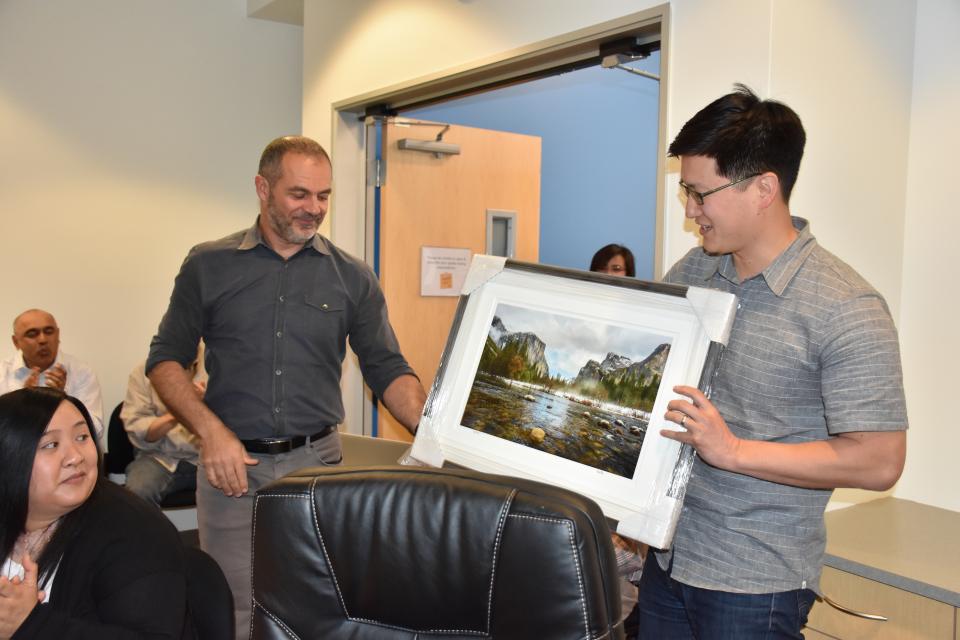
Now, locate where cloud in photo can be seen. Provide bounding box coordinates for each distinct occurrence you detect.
[494,303,670,380]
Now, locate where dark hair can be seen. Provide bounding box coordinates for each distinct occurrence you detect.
[668,84,806,203]
[590,244,636,277]
[0,388,101,585]
[258,135,331,184]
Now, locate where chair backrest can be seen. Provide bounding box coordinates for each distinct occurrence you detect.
[184,546,234,640]
[105,402,135,475]
[251,466,624,640]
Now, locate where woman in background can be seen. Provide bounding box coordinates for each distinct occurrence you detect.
[0,387,190,639]
[590,244,636,277]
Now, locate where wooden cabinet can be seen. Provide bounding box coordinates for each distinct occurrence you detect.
[806,566,956,639]
[804,499,960,640]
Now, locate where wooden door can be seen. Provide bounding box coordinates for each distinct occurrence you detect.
[376,119,541,441]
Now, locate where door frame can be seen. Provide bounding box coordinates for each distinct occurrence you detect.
[330,5,671,437]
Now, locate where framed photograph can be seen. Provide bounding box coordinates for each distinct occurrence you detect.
[409,256,736,548]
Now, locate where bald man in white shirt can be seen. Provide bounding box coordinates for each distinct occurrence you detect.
[0,308,104,439]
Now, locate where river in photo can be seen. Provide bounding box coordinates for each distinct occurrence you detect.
[461,375,647,478]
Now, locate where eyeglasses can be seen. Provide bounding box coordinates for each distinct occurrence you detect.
[678,173,761,206]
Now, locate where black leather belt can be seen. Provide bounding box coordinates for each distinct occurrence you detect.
[241,425,336,455]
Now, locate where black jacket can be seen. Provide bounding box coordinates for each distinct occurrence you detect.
[13,481,190,639]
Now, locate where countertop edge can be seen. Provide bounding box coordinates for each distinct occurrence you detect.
[823,553,960,608]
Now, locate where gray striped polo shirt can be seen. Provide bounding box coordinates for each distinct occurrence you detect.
[659,217,907,594]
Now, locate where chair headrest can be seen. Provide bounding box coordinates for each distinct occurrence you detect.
[252,466,621,639]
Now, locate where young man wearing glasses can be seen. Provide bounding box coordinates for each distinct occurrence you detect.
[636,85,908,639]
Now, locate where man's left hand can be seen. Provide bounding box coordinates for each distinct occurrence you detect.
[661,385,741,471]
[22,368,41,389]
[43,364,67,391]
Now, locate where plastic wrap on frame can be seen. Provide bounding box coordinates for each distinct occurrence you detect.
[405,293,473,468]
[461,254,507,294]
[684,286,736,345]
[617,339,727,547]
[403,416,444,467]
[406,254,504,466]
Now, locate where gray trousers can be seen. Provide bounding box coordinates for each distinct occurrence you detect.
[197,431,342,640]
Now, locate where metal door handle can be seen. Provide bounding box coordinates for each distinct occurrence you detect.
[821,594,889,621]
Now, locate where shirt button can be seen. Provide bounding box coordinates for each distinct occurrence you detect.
[321,303,328,310]
[279,296,285,302]
[276,331,282,338]
[274,407,281,414]
[275,369,282,376]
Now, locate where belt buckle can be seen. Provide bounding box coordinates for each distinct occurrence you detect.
[262,437,294,454]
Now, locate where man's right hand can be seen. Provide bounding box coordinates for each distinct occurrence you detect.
[43,364,67,391]
[148,360,257,496]
[200,423,259,497]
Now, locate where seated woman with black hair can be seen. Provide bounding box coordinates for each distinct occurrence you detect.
[590,244,636,277]
[0,388,190,639]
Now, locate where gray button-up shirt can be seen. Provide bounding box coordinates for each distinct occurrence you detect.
[660,217,907,594]
[147,220,414,440]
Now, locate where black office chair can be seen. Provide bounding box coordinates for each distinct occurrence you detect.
[251,466,624,639]
[104,402,136,476]
[184,546,234,640]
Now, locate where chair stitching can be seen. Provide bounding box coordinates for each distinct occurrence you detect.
[505,514,596,639]
[252,596,302,639]
[344,615,487,635]
[485,488,517,633]
[562,519,591,640]
[250,496,261,639]
[251,492,310,638]
[308,476,353,620]
[508,513,565,524]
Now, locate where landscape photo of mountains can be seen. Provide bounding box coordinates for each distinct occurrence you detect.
[460,303,672,478]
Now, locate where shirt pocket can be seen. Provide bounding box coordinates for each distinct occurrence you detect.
[302,293,348,345]
[304,294,345,314]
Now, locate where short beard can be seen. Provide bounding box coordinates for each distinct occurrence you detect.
[265,199,319,245]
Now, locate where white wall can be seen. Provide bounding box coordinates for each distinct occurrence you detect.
[0,0,302,420]
[894,0,960,512]
[302,0,959,511]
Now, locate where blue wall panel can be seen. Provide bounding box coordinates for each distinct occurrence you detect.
[404,51,660,278]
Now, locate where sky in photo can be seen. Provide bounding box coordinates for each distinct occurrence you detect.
[493,303,671,381]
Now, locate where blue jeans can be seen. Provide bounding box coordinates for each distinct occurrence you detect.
[124,455,197,506]
[636,553,816,639]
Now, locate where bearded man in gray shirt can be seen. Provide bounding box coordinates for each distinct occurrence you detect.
[636,86,908,639]
[147,136,426,637]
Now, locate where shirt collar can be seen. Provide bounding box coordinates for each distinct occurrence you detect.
[710,217,817,297]
[238,217,331,256]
